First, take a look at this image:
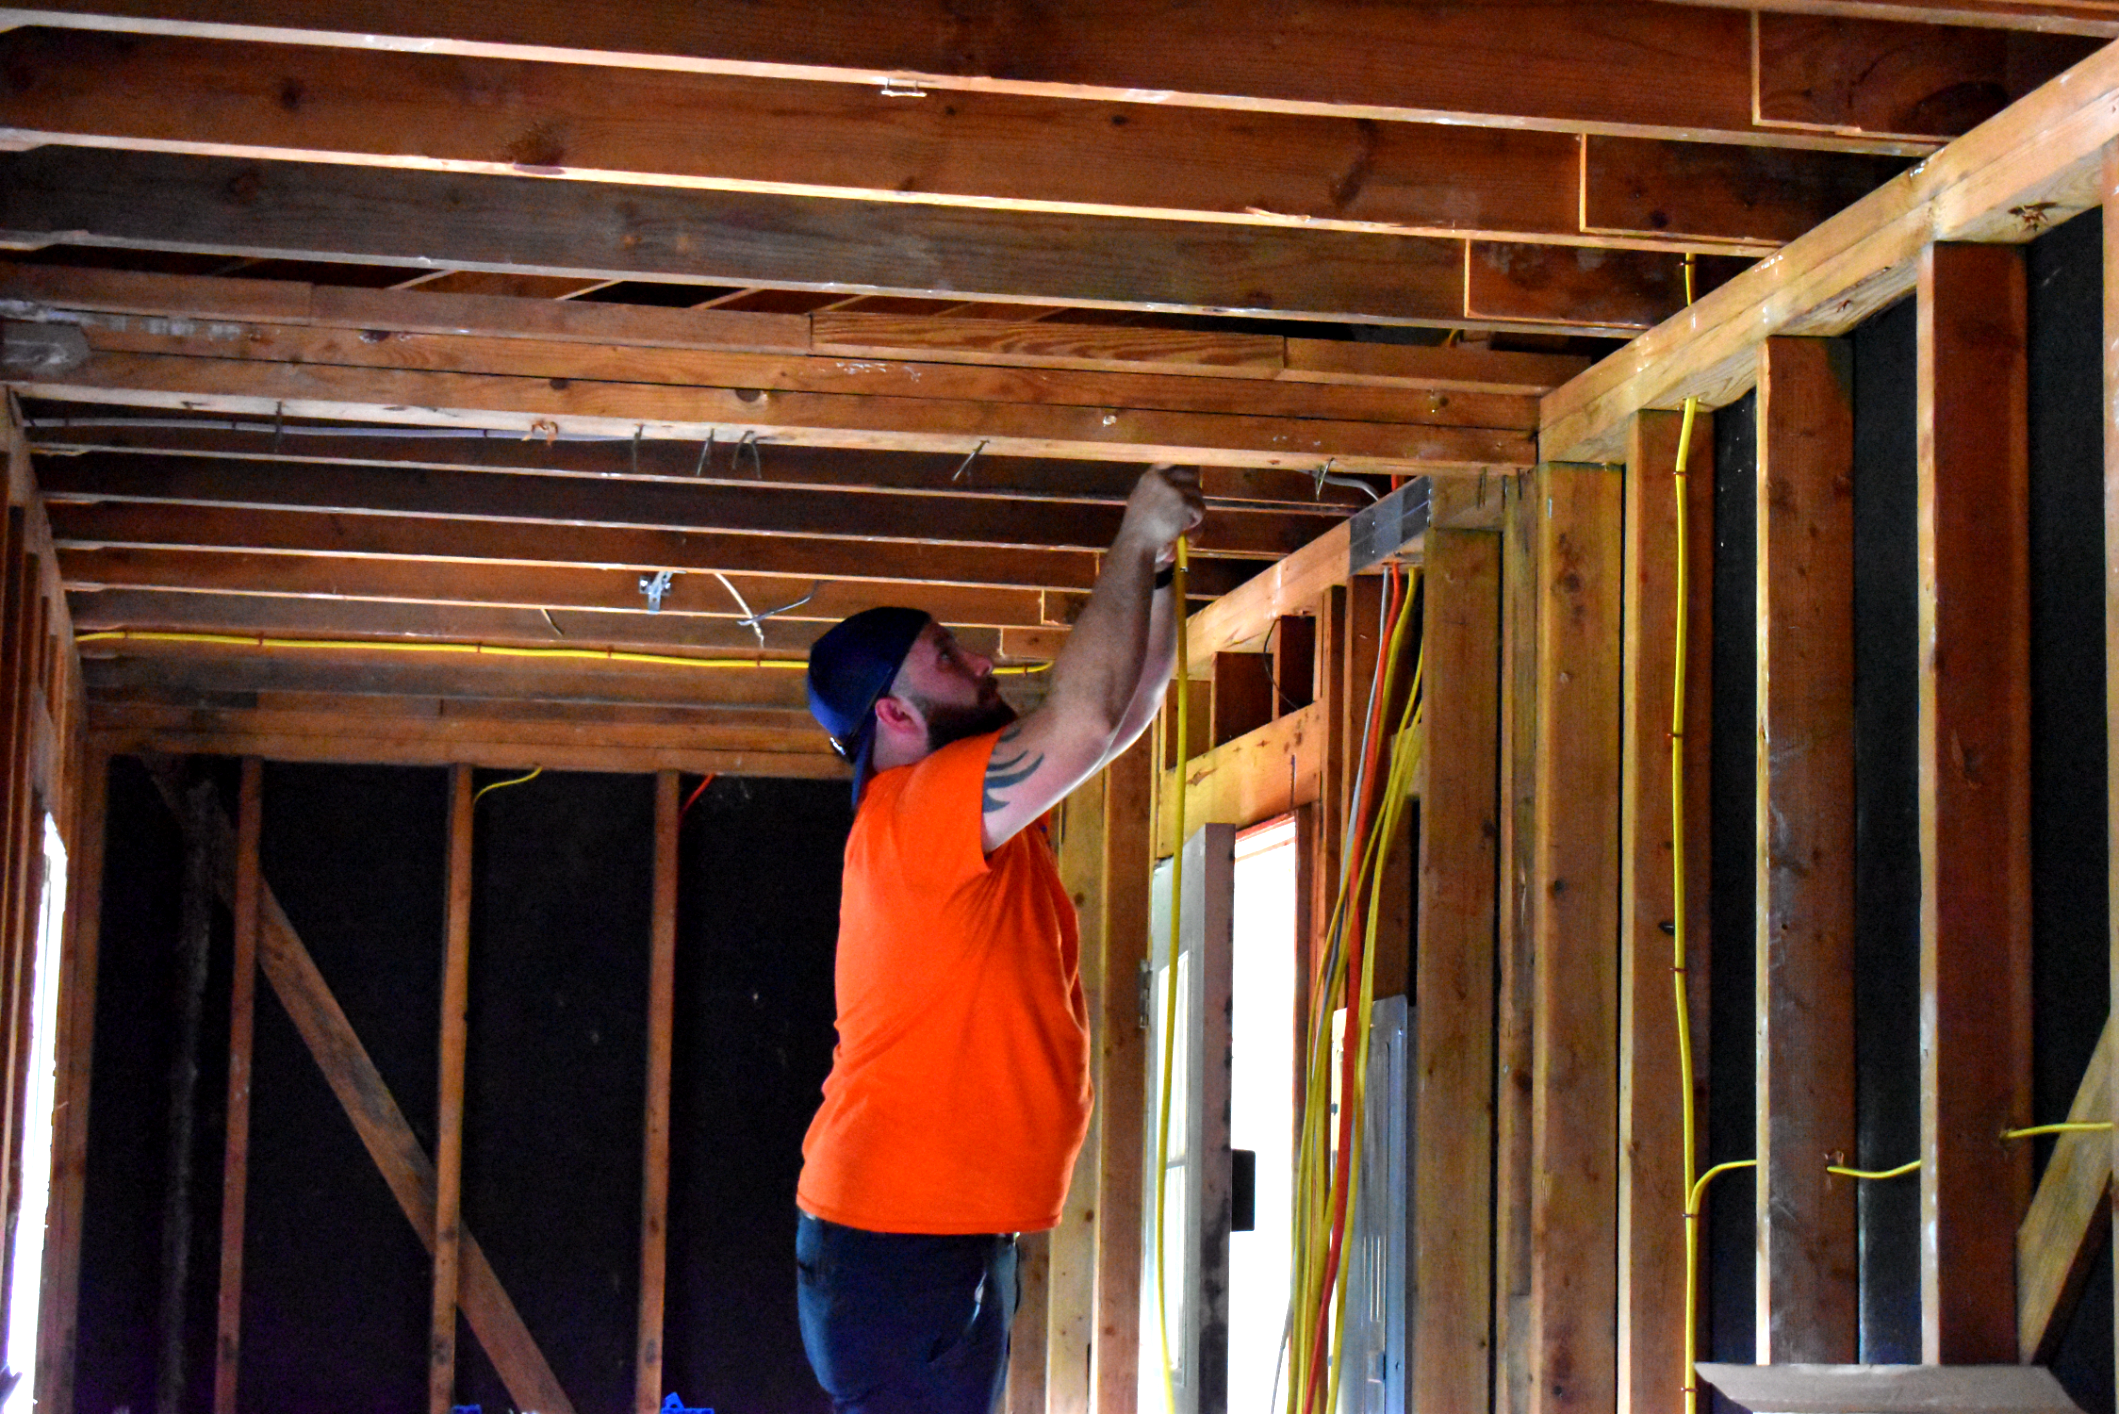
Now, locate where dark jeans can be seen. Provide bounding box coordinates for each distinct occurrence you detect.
[796,1211,1019,1414]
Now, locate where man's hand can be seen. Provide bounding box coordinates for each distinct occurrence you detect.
[1120,464,1205,561]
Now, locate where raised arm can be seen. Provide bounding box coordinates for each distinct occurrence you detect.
[978,466,1202,852]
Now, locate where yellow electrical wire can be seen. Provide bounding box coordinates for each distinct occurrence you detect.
[472,766,542,803]
[73,628,1052,672]
[1153,535,1190,1414]
[2006,1122,2114,1138]
[1827,1159,1921,1181]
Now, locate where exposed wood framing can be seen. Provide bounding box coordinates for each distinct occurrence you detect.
[1541,35,2119,461]
[1527,463,1625,1414]
[1493,472,1541,1414]
[1047,774,1105,1414]
[0,29,1909,253]
[635,771,678,1414]
[1092,738,1152,1414]
[1156,704,1322,858]
[429,764,473,1414]
[2015,1017,2113,1362]
[1917,241,2033,1364]
[150,773,576,1414]
[1664,0,2119,38]
[1753,338,1858,1362]
[1008,1231,1052,1414]
[2107,135,2119,1410]
[0,1,2046,149]
[211,758,260,1414]
[1411,526,1500,1414]
[1617,410,1715,1413]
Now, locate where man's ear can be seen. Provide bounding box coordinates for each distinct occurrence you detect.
[873,693,922,737]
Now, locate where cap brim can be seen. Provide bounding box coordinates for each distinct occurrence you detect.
[849,727,877,807]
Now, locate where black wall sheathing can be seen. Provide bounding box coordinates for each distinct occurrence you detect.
[1706,389,1758,1399]
[2025,208,2114,1410]
[246,762,449,1412]
[1851,294,1923,1364]
[73,756,230,1414]
[664,775,847,1414]
[454,769,654,1414]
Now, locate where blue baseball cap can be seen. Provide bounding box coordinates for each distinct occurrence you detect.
[806,606,931,803]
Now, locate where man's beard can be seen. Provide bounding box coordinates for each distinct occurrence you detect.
[910,689,1018,752]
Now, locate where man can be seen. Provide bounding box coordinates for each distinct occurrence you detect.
[797,463,1204,1413]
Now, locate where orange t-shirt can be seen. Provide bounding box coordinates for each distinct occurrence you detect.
[797,730,1093,1235]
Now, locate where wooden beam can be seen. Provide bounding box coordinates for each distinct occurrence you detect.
[1618,410,1716,1412]
[1007,1230,1050,1414]
[149,772,576,1414]
[45,501,1176,597]
[1465,243,1752,334]
[64,315,1536,433]
[0,146,1687,336]
[1755,13,2097,139]
[1753,339,1858,1363]
[2015,1016,2113,1362]
[1412,526,1500,1414]
[1917,242,2032,1364]
[1695,1361,2086,1413]
[56,548,1055,630]
[1185,524,1354,673]
[1581,137,1907,248]
[2106,135,2119,1412]
[1540,34,2119,462]
[1156,702,1323,856]
[636,771,677,1414]
[0,28,1899,252]
[1493,472,1541,1414]
[1662,0,2119,38]
[1,1,1994,149]
[212,758,260,1414]
[1045,773,1103,1414]
[22,354,1523,478]
[1092,738,1152,1414]
[36,451,1348,560]
[1527,463,1625,1414]
[429,763,473,1414]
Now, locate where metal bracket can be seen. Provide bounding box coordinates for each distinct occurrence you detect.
[638,569,676,613]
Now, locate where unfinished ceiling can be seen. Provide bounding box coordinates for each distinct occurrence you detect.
[0,0,2103,772]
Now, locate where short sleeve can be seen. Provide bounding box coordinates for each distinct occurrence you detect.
[871,730,1002,892]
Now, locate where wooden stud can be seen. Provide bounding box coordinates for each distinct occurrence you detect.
[1007,1231,1052,1414]
[1753,339,1858,1363]
[213,758,262,1414]
[1308,586,1351,990]
[1617,407,1717,1413]
[2104,135,2119,1406]
[429,764,474,1414]
[1494,472,1542,1414]
[1047,774,1105,1414]
[1092,738,1152,1414]
[33,747,103,1414]
[636,771,679,1413]
[1269,616,1317,716]
[1412,527,1501,1414]
[1527,463,1626,1414]
[1916,241,2033,1364]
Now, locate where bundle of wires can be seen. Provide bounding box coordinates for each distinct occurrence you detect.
[1284,565,1425,1414]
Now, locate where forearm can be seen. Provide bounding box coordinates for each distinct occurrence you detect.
[1108,573,1177,754]
[1045,531,1159,735]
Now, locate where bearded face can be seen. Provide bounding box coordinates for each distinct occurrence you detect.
[907,689,1019,752]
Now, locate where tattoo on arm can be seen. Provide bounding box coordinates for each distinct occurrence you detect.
[983,747,1045,814]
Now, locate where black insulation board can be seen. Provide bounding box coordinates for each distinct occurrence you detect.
[2026,207,2113,1412]
[244,762,449,1412]
[663,775,848,1414]
[1851,294,1922,1365]
[1707,387,1757,1398]
[453,768,654,1414]
[73,755,230,1414]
